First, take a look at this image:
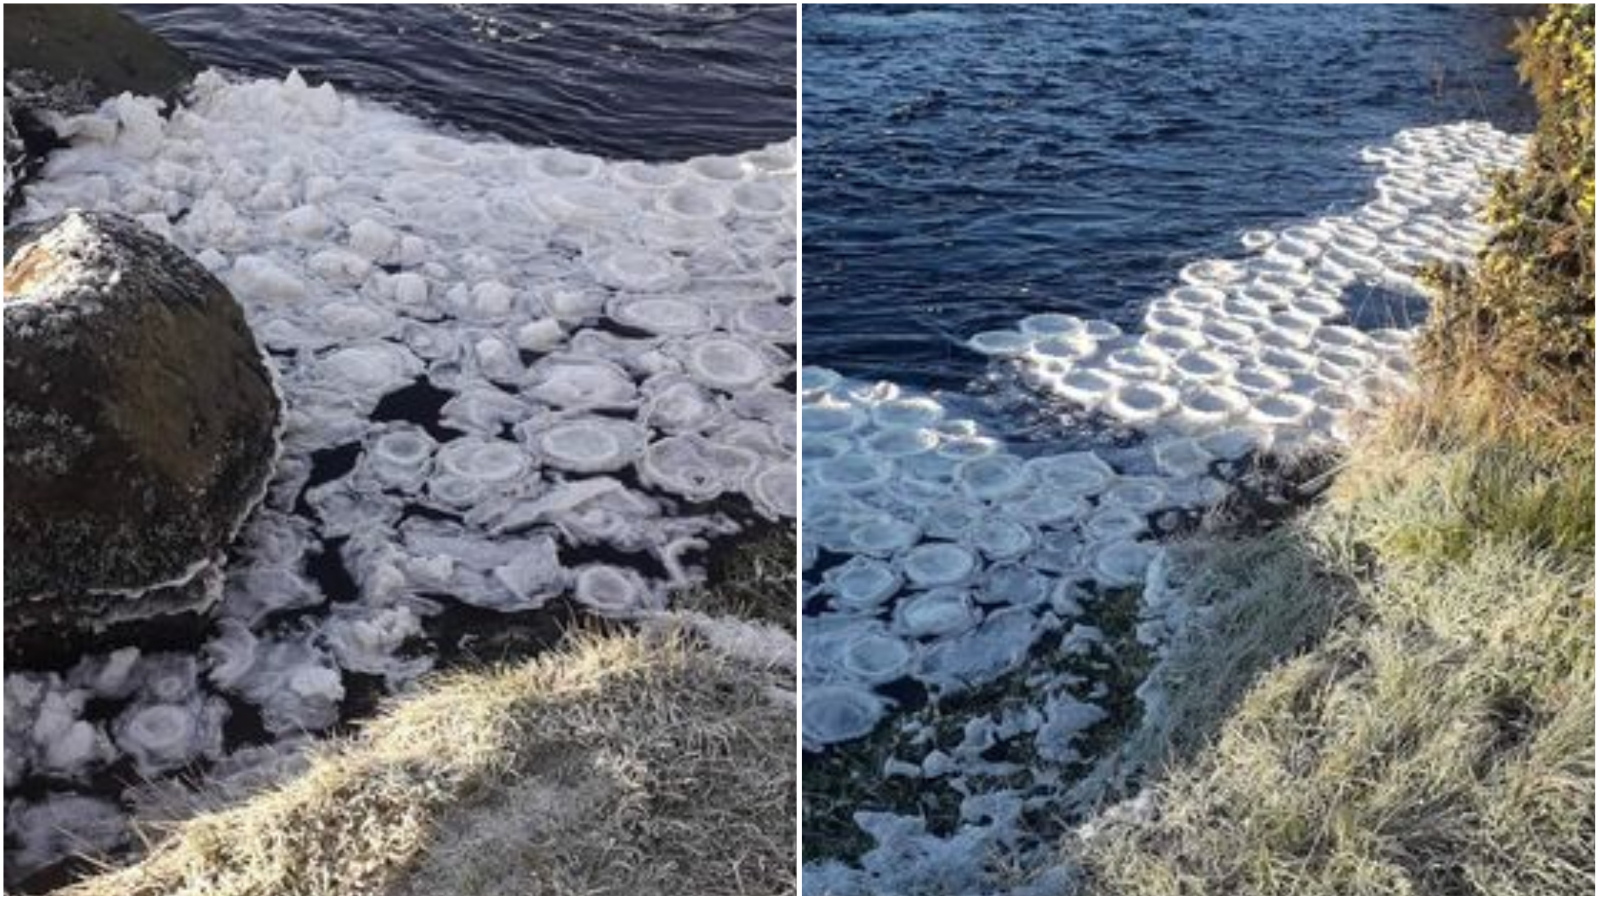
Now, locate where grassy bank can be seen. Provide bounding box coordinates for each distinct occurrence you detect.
[1072,6,1594,893]
[64,627,795,895]
[1074,395,1593,893]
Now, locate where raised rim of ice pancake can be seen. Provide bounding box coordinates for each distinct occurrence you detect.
[1018,312,1087,337]
[799,366,843,395]
[605,294,713,336]
[839,631,915,684]
[1091,538,1157,587]
[1172,382,1251,430]
[865,426,940,457]
[965,516,1036,560]
[1103,381,1180,424]
[531,418,646,473]
[848,517,922,556]
[823,556,903,611]
[1169,348,1239,382]
[900,541,979,587]
[1179,258,1247,286]
[814,452,893,491]
[801,402,868,435]
[1053,366,1123,408]
[953,453,1029,501]
[683,335,775,391]
[894,586,980,638]
[1022,450,1115,496]
[1144,302,1206,332]
[967,329,1031,356]
[802,684,888,748]
[869,395,946,429]
[1105,345,1170,380]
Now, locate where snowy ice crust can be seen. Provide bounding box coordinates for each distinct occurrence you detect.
[801,122,1524,894]
[6,70,795,879]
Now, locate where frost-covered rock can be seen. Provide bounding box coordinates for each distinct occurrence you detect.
[3,212,282,640]
[3,5,195,210]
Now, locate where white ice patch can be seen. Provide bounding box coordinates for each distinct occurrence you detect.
[1005,123,1522,453]
[801,121,1523,894]
[9,67,795,883]
[4,793,131,876]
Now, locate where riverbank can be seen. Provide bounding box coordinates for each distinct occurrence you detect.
[798,6,1588,894]
[23,526,796,896]
[798,83,1527,901]
[60,623,796,895]
[1069,7,1594,892]
[1071,391,1592,893]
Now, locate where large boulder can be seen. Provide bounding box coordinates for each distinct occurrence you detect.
[4,211,282,641]
[4,5,196,211]
[3,5,195,100]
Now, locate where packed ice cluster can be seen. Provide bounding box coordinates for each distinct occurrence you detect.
[6,69,794,881]
[970,123,1524,452]
[801,122,1522,894]
[801,375,1219,750]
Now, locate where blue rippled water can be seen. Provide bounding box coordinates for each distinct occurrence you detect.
[802,4,1535,390]
[122,3,797,159]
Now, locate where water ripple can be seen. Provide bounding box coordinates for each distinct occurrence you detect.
[123,3,796,159]
[802,4,1533,390]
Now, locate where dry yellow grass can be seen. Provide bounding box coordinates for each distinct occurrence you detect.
[64,628,795,896]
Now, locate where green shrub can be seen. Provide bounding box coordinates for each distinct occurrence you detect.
[1420,5,1595,429]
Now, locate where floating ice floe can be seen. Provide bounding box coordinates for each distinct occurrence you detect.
[801,121,1524,893]
[993,128,1524,453]
[803,122,1520,738]
[7,67,795,881]
[802,684,889,747]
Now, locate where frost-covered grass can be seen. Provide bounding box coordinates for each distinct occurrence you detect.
[1073,13,1594,881]
[1117,524,1349,766]
[1070,393,1595,894]
[677,523,797,632]
[62,628,796,896]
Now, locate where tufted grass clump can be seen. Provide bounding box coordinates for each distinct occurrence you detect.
[1117,526,1351,768]
[676,523,798,632]
[1332,392,1595,565]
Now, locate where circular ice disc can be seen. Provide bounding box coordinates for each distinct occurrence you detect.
[901,542,979,587]
[955,453,1028,501]
[686,336,772,391]
[535,419,643,473]
[802,685,887,747]
[968,330,1031,356]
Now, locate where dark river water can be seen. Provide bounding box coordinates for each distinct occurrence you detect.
[122,3,797,159]
[802,4,1536,390]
